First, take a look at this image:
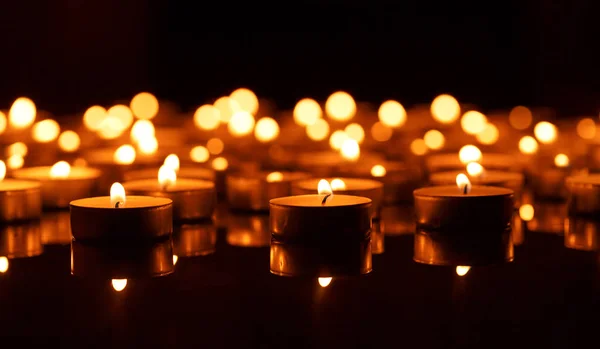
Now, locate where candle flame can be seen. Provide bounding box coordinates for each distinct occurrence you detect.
[113,145,136,165]
[554,153,569,168]
[173,255,179,265]
[318,277,333,287]
[318,179,333,195]
[519,204,534,221]
[330,178,346,191]
[456,266,470,276]
[0,256,8,273]
[456,174,471,194]
[212,157,229,171]
[466,162,484,177]
[0,160,5,181]
[110,182,126,208]
[158,165,177,189]
[340,138,360,161]
[266,171,284,183]
[458,145,482,164]
[7,155,24,170]
[163,154,180,172]
[371,164,387,177]
[49,161,71,179]
[519,136,538,155]
[112,279,127,292]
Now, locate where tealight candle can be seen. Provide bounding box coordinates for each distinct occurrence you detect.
[292,177,383,219]
[530,154,573,199]
[0,221,43,258]
[564,216,598,251]
[566,174,600,217]
[413,174,514,265]
[0,160,42,222]
[226,171,310,211]
[173,222,217,257]
[70,183,173,240]
[124,166,216,221]
[12,161,101,208]
[270,180,372,277]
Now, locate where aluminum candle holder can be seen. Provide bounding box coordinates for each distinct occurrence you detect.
[564,216,599,251]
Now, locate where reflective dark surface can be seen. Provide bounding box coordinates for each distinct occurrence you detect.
[0,203,598,349]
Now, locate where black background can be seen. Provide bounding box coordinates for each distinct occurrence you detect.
[1,1,599,115]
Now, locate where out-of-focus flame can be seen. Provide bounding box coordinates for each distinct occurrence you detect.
[0,111,7,135]
[306,119,330,141]
[9,97,36,129]
[371,164,387,177]
[318,277,333,287]
[107,105,134,130]
[213,96,240,124]
[456,266,470,276]
[518,136,538,155]
[212,157,228,171]
[340,139,360,161]
[32,119,60,143]
[7,155,24,170]
[173,255,179,266]
[158,165,177,189]
[207,138,224,155]
[230,88,259,115]
[194,104,220,131]
[371,122,393,142]
[83,105,107,131]
[137,137,158,155]
[112,279,127,292]
[130,92,159,120]
[554,154,569,168]
[318,179,333,195]
[114,145,136,165]
[460,111,487,135]
[163,154,180,172]
[424,129,445,150]
[508,106,532,130]
[49,161,71,179]
[6,142,27,157]
[254,117,280,143]
[330,178,346,191]
[130,119,155,143]
[410,138,428,156]
[466,162,484,177]
[456,174,471,194]
[458,145,482,164]
[0,256,8,273]
[110,182,126,208]
[431,94,460,124]
[228,111,255,137]
[266,171,284,183]
[293,98,322,126]
[345,123,365,144]
[476,123,499,145]
[378,100,406,128]
[325,91,356,121]
[576,118,596,140]
[97,115,125,140]
[519,204,534,221]
[0,160,5,181]
[190,146,209,163]
[58,130,81,152]
[534,121,558,144]
[329,130,348,150]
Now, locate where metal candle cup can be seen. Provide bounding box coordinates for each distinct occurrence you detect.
[0,180,41,222]
[564,216,599,251]
[269,194,372,277]
[566,174,600,217]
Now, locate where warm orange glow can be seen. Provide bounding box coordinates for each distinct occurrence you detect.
[160,155,178,173]
[378,100,407,128]
[554,154,569,167]
[318,277,332,287]
[73,158,87,167]
[173,255,178,265]
[9,97,36,129]
[345,123,365,144]
[0,111,6,134]
[83,105,107,131]
[340,139,360,161]
[6,142,27,157]
[158,165,177,188]
[371,164,387,177]
[458,145,482,164]
[410,138,428,156]
[306,118,330,141]
[190,146,210,163]
[0,160,5,181]
[214,96,240,123]
[460,111,487,135]
[330,178,346,191]
[113,145,136,165]
[456,266,470,276]
[107,104,134,130]
[228,111,255,137]
[230,88,259,115]
[194,104,221,131]
[371,122,393,142]
[0,256,8,273]
[318,179,333,195]
[137,137,158,155]
[112,279,127,292]
[293,98,322,126]
[7,155,24,170]
[207,138,224,155]
[518,136,538,155]
[266,171,284,183]
[476,123,499,145]
[431,94,460,124]
[456,173,471,194]
[58,131,81,152]
[519,204,534,221]
[576,118,596,140]
[130,120,156,143]
[130,92,159,120]
[97,115,125,140]
[49,161,71,179]
[110,182,126,207]
[254,117,280,142]
[533,121,558,144]
[466,162,484,177]
[329,130,348,150]
[423,129,445,150]
[508,106,532,130]
[212,157,228,171]
[325,91,356,121]
[32,119,60,143]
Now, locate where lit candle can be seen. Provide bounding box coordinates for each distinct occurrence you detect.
[124,165,216,221]
[292,177,383,219]
[70,183,173,240]
[413,174,514,265]
[226,171,310,211]
[12,161,101,208]
[270,180,372,277]
[0,160,42,222]
[426,148,518,173]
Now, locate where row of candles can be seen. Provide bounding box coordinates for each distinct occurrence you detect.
[1,89,600,291]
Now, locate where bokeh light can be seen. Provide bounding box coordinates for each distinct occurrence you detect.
[83,105,107,131]
[475,123,499,145]
[228,111,255,137]
[207,138,224,155]
[508,106,533,130]
[344,123,365,144]
[431,94,460,124]
[371,164,387,177]
[554,153,569,167]
[293,98,322,126]
[458,145,482,164]
[410,138,428,156]
[107,105,134,130]
[378,100,406,128]
[371,122,393,142]
[130,92,159,120]
[130,120,155,143]
[194,104,220,131]
[466,162,484,177]
[230,88,259,115]
[31,119,60,143]
[190,146,210,163]
[0,111,6,134]
[329,130,348,150]
[518,136,538,154]
[254,117,280,143]
[137,137,158,155]
[97,115,125,140]
[519,204,534,221]
[533,121,558,144]
[58,131,81,152]
[460,111,487,135]
[266,171,284,183]
[212,157,229,171]
[114,145,136,164]
[9,97,36,129]
[325,91,356,122]
[340,139,360,161]
[7,154,24,169]
[423,129,445,150]
[6,142,27,157]
[306,118,330,141]
[576,118,596,140]
[214,97,240,124]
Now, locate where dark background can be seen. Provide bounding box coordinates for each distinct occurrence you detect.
[1,1,599,116]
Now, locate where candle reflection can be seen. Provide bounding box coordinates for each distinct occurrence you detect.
[112,279,127,292]
[455,266,470,276]
[0,256,8,273]
[318,277,332,287]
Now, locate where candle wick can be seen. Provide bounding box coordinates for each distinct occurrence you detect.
[463,185,468,195]
[115,201,122,208]
[321,194,331,205]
